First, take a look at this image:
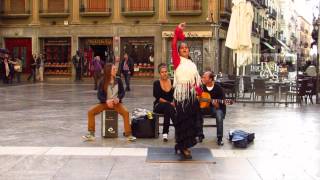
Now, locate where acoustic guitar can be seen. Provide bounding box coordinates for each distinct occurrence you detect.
[198,92,234,109]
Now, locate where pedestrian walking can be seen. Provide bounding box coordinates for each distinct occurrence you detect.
[92,56,103,90]
[27,54,37,83]
[120,53,134,91]
[72,50,84,81]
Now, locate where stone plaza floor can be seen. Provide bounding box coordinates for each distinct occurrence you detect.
[0,79,319,180]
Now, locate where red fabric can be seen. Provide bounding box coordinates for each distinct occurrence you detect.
[195,85,203,96]
[171,26,185,70]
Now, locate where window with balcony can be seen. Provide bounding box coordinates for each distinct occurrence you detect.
[121,0,155,16]
[40,0,69,17]
[80,0,111,16]
[168,0,202,15]
[0,0,30,18]
[220,0,232,25]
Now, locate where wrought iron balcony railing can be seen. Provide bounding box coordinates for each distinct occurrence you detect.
[168,0,202,16]
[80,0,112,16]
[0,0,31,18]
[39,0,70,17]
[121,0,155,16]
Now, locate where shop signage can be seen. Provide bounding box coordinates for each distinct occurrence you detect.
[86,39,113,45]
[45,38,70,46]
[162,31,212,38]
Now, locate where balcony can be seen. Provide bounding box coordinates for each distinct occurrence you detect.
[39,0,70,17]
[220,0,231,24]
[121,0,155,16]
[0,0,31,18]
[268,8,277,20]
[252,22,259,35]
[168,0,202,16]
[80,0,112,17]
[259,0,268,9]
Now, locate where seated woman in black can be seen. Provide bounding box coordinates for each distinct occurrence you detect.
[153,63,175,142]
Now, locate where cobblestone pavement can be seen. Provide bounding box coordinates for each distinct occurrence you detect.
[0,79,319,180]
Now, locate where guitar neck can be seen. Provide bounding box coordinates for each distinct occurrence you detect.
[211,99,231,105]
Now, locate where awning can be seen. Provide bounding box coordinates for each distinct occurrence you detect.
[261,41,275,50]
[275,38,290,51]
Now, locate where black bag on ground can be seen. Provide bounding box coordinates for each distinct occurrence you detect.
[131,114,159,138]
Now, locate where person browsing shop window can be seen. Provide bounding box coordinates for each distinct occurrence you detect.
[82,63,136,142]
[153,63,175,142]
[120,53,134,91]
[200,71,226,146]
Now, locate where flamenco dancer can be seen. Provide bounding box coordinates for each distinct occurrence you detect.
[172,22,202,159]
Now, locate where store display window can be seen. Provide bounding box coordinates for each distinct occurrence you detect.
[40,37,71,75]
[166,38,204,76]
[120,37,154,77]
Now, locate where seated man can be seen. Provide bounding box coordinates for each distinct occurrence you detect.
[82,63,136,142]
[198,71,226,146]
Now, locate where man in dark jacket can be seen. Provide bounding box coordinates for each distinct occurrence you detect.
[72,50,84,81]
[120,53,134,91]
[199,71,227,146]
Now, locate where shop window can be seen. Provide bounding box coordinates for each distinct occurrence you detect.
[40,38,72,76]
[166,39,203,76]
[168,0,201,15]
[120,37,154,77]
[121,0,154,16]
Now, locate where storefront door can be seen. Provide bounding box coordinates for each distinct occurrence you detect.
[4,38,32,73]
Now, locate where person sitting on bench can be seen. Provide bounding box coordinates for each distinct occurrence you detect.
[82,63,136,141]
[199,71,226,146]
[153,63,175,142]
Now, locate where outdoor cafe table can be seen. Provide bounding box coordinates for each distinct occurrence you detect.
[265,79,295,102]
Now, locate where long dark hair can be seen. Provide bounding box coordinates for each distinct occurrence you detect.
[103,63,113,93]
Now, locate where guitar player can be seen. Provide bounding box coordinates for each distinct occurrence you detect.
[198,71,226,146]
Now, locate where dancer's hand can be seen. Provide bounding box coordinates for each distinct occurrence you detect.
[178,22,186,30]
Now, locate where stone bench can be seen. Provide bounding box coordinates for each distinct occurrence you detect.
[154,113,217,128]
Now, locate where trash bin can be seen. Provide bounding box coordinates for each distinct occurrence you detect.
[101,110,118,138]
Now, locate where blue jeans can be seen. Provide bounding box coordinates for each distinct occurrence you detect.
[199,107,224,138]
[123,71,131,90]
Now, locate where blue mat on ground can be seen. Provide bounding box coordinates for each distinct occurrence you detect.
[146,147,215,163]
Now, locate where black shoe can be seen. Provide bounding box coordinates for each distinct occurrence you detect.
[198,135,205,143]
[217,138,224,146]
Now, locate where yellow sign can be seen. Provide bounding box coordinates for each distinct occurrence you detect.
[86,39,113,45]
[162,31,212,38]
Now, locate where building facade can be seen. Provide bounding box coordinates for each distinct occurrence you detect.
[279,0,298,59]
[297,15,312,64]
[0,0,233,78]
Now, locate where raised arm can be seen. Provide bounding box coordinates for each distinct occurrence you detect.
[171,23,186,70]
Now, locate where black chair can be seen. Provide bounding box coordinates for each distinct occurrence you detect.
[253,79,277,103]
[242,76,253,99]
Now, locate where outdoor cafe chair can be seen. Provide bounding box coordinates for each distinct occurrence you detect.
[253,79,277,103]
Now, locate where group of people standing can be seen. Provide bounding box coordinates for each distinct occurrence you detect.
[27,53,45,83]
[82,23,227,160]
[0,49,23,84]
